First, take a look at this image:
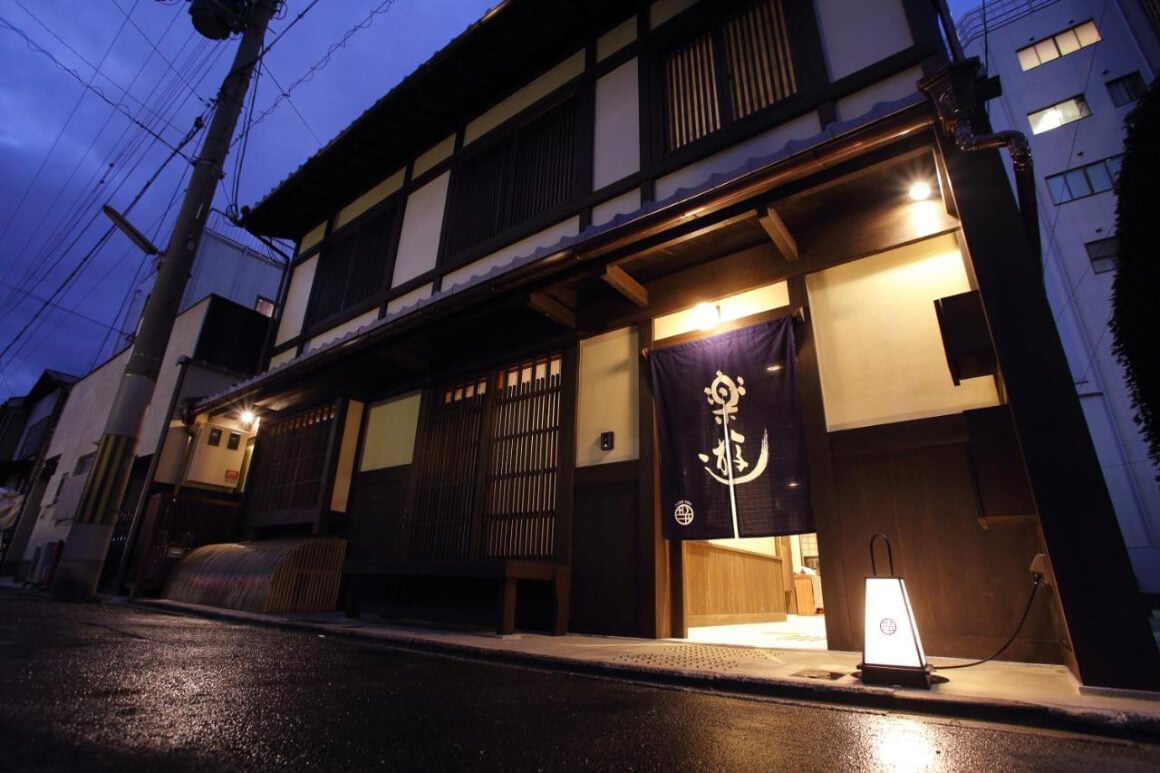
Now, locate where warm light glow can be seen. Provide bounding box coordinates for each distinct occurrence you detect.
[239,410,255,427]
[765,363,783,373]
[908,181,932,201]
[872,718,939,772]
[690,303,720,330]
[864,577,926,668]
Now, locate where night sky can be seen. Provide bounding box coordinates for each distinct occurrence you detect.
[0,0,980,403]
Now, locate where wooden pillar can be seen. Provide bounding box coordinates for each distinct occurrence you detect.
[941,138,1160,689]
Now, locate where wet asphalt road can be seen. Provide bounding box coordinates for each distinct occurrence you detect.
[1,591,1158,772]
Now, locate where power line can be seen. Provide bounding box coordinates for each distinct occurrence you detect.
[7,2,188,139]
[0,15,190,157]
[0,278,125,335]
[247,0,398,133]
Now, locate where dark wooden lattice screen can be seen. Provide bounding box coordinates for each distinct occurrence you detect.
[664,34,722,153]
[662,0,798,152]
[407,354,563,560]
[481,355,563,559]
[722,0,797,120]
[305,204,396,328]
[443,98,579,261]
[247,403,336,518]
[408,376,489,559]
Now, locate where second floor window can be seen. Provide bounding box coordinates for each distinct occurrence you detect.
[442,96,582,263]
[1028,95,1090,135]
[661,0,798,153]
[304,201,399,330]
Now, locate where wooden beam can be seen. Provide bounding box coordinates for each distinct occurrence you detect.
[603,265,649,308]
[528,292,576,328]
[758,204,798,261]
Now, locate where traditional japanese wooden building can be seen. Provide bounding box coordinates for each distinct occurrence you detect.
[182,0,1157,689]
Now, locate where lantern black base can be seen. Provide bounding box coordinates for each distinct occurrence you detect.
[857,663,936,689]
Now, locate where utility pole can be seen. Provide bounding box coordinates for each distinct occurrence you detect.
[52,0,280,600]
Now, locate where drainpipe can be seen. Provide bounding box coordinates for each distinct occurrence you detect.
[919,59,1042,271]
[113,354,193,595]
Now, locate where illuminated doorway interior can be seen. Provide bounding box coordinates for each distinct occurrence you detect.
[685,532,826,650]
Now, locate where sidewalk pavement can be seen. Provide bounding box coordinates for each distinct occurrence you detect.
[127,596,1160,743]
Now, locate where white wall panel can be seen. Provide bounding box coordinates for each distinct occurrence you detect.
[597,17,637,61]
[335,169,404,229]
[440,217,580,290]
[275,255,317,345]
[576,328,639,466]
[814,0,913,81]
[655,111,820,201]
[465,51,585,146]
[393,171,450,287]
[593,58,641,190]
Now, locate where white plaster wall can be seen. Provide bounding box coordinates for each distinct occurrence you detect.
[386,283,433,314]
[413,135,456,178]
[276,255,317,345]
[836,66,924,122]
[360,392,422,471]
[576,328,639,467]
[597,17,637,61]
[138,298,210,458]
[592,188,642,227]
[335,169,404,229]
[593,58,641,191]
[653,281,789,341]
[330,400,364,512]
[806,233,1000,431]
[268,349,296,368]
[655,111,820,201]
[465,51,585,146]
[813,0,913,81]
[304,308,379,354]
[299,222,326,254]
[650,0,699,29]
[393,171,450,287]
[440,217,580,290]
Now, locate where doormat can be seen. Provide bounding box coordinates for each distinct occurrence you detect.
[791,668,847,681]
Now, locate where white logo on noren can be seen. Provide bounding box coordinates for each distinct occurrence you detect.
[673,500,695,526]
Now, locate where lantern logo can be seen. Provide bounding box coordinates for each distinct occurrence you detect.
[674,500,695,526]
[697,370,769,486]
[879,617,898,636]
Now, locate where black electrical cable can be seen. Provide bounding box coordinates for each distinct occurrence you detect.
[931,574,1043,670]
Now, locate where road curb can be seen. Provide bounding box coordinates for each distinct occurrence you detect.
[129,597,1160,743]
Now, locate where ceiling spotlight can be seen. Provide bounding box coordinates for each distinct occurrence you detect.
[240,410,255,427]
[908,181,933,201]
[691,303,720,330]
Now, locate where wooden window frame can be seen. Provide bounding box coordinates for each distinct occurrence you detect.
[650,0,809,158]
[244,401,343,528]
[404,350,576,562]
[302,199,403,337]
[439,91,590,271]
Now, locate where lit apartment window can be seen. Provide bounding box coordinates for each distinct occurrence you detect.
[1084,237,1118,274]
[1106,72,1146,107]
[254,296,276,318]
[1044,155,1122,204]
[1016,20,1100,71]
[1028,95,1090,135]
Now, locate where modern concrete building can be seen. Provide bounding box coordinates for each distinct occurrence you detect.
[114,224,284,352]
[958,0,1160,593]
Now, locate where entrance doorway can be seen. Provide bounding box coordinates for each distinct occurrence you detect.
[684,532,827,650]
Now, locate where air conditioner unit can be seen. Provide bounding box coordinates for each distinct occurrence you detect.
[185,422,250,489]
